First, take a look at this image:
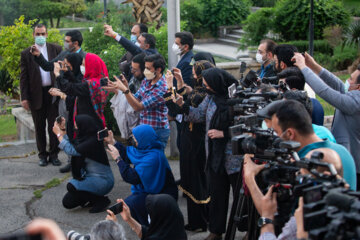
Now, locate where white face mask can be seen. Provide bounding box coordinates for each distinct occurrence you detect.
[80,65,85,75]
[135,41,141,47]
[344,80,350,92]
[144,68,156,80]
[172,43,182,55]
[256,52,265,65]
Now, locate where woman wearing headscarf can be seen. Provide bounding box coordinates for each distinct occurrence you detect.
[51,53,83,173]
[107,194,187,240]
[163,59,215,232]
[193,51,216,66]
[106,124,178,226]
[54,52,109,129]
[53,114,114,213]
[183,68,241,240]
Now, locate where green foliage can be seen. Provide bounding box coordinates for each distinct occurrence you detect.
[180,0,250,37]
[0,16,64,97]
[240,7,274,48]
[251,0,277,7]
[0,69,16,96]
[149,23,169,63]
[180,0,206,37]
[83,0,119,21]
[65,0,87,15]
[273,0,350,41]
[202,0,251,36]
[99,45,126,79]
[281,40,333,55]
[314,45,359,71]
[343,20,360,51]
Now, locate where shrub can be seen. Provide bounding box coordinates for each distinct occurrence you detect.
[314,45,359,71]
[280,40,333,55]
[273,0,350,41]
[201,0,251,36]
[323,25,343,48]
[251,0,277,7]
[180,0,205,37]
[240,7,274,49]
[342,20,360,51]
[0,16,63,97]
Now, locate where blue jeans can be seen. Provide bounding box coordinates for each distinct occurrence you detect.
[154,128,170,150]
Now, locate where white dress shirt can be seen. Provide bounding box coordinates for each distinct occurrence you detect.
[35,43,52,87]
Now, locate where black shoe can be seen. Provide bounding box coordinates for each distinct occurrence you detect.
[59,163,71,173]
[184,224,207,232]
[50,158,61,166]
[38,158,48,167]
[89,196,111,213]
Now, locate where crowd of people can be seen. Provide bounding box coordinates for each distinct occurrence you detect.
[16,21,360,240]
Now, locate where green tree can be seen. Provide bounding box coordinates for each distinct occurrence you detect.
[0,16,63,97]
[65,0,87,21]
[273,0,350,41]
[36,0,71,28]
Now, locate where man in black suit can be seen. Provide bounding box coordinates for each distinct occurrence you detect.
[20,24,63,167]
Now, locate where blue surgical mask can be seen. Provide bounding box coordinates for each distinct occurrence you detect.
[35,36,46,46]
[261,120,268,130]
[130,34,137,44]
[344,80,350,92]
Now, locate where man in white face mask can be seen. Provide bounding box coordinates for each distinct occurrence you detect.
[104,54,170,149]
[20,24,63,167]
[256,39,277,80]
[171,31,194,88]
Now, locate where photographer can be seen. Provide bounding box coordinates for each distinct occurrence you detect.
[106,195,187,240]
[108,53,146,140]
[292,52,360,189]
[54,53,109,129]
[53,115,114,213]
[262,100,356,190]
[277,67,324,126]
[164,58,215,232]
[183,68,239,240]
[105,125,178,226]
[244,147,344,240]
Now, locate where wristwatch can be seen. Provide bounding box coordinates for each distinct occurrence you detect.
[257,217,273,227]
[123,89,130,94]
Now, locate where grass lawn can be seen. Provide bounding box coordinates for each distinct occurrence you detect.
[0,114,17,142]
[316,73,349,116]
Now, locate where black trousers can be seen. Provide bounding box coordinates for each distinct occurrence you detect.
[186,196,209,229]
[208,168,238,235]
[30,87,59,160]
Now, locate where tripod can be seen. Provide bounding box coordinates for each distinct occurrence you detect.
[225,162,260,240]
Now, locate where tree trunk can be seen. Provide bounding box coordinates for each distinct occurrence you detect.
[50,17,54,28]
[72,13,75,22]
[56,18,61,28]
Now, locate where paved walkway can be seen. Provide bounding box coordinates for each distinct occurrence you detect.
[0,143,244,239]
[193,42,251,61]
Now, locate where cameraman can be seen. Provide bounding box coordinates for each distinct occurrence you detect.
[264,100,356,190]
[244,147,344,240]
[292,52,360,190]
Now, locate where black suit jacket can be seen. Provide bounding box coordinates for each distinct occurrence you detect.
[20,43,63,110]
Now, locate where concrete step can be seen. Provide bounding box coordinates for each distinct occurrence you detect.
[217,38,240,48]
[224,33,242,41]
[231,29,245,35]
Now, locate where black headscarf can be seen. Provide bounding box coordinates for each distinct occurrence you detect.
[193,52,216,66]
[202,68,238,173]
[65,53,83,79]
[73,115,109,167]
[143,194,187,240]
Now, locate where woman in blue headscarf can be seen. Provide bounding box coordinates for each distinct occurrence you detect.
[106,124,178,226]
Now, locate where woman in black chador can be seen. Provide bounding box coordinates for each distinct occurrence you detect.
[163,53,215,232]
